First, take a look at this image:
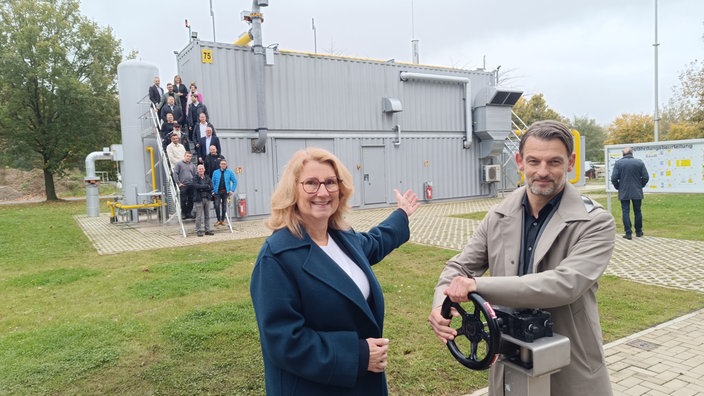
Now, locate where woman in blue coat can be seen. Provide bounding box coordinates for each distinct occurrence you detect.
[250,147,420,396]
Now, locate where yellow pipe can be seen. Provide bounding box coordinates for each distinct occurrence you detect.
[234,30,252,46]
[107,200,163,222]
[514,129,525,186]
[146,146,157,193]
[106,197,164,218]
[106,147,164,220]
[109,201,162,210]
[569,129,582,185]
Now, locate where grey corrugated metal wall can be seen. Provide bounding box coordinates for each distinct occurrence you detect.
[175,41,504,218]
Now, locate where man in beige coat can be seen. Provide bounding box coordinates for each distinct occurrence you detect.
[429,120,615,396]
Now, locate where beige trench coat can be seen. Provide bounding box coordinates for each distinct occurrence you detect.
[433,183,615,396]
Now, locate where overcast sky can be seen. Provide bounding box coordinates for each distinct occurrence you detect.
[80,0,704,126]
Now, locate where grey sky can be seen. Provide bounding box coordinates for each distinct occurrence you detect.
[80,0,704,126]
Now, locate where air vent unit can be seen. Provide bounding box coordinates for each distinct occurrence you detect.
[483,165,501,183]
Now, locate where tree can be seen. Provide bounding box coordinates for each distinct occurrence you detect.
[0,0,123,200]
[667,59,704,123]
[604,113,655,145]
[665,121,704,140]
[511,93,567,129]
[662,59,704,140]
[572,116,607,162]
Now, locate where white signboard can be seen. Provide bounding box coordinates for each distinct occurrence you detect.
[605,139,704,194]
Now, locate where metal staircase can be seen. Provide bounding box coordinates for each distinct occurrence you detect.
[146,103,186,237]
[498,111,530,190]
[506,111,528,158]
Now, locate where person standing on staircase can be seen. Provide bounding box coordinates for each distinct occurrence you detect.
[211,158,237,226]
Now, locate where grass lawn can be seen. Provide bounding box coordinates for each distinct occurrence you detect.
[1,195,703,395]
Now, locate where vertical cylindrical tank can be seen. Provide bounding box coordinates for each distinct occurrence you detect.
[117,60,159,219]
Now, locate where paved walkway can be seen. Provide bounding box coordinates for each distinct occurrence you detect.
[74,192,704,396]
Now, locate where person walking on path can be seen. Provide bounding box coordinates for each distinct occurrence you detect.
[611,147,649,239]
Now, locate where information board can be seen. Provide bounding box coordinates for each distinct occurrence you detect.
[605,139,704,194]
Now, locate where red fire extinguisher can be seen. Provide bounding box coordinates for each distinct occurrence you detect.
[237,194,247,217]
[424,182,433,201]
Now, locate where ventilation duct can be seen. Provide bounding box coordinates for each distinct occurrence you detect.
[473,87,523,158]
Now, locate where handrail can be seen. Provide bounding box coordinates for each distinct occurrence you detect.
[511,111,530,131]
[148,102,187,237]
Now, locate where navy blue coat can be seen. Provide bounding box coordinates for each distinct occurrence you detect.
[250,209,410,396]
[198,135,221,161]
[611,153,649,200]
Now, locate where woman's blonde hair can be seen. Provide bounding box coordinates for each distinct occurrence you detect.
[266,147,354,238]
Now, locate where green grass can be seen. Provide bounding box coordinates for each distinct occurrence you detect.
[451,211,487,221]
[453,187,704,242]
[617,193,704,240]
[597,275,704,341]
[0,196,702,395]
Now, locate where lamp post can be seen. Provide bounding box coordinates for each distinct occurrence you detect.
[653,0,660,142]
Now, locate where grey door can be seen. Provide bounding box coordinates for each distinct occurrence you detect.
[362,146,386,205]
[274,139,306,181]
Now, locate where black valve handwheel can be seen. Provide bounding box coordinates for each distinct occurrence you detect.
[440,293,501,370]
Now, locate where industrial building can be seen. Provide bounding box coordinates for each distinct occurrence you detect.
[94,1,540,232]
[102,41,523,227]
[173,40,521,215]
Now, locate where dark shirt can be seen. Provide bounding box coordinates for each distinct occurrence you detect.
[193,174,213,202]
[187,103,209,132]
[174,83,189,111]
[218,169,227,193]
[520,190,564,275]
[204,154,224,177]
[160,122,174,141]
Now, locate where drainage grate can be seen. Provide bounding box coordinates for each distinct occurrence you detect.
[626,339,660,351]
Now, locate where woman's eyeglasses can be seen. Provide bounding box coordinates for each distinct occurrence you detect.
[300,177,341,194]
